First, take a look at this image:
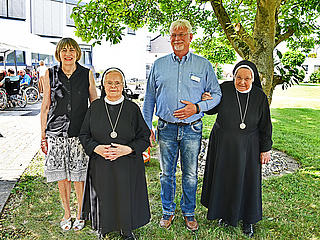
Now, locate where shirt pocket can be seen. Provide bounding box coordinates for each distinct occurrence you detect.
[189,72,203,89]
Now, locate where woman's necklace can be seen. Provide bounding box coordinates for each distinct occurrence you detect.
[235,90,250,129]
[104,100,124,138]
[62,66,76,78]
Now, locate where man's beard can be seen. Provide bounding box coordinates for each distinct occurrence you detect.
[173,43,184,51]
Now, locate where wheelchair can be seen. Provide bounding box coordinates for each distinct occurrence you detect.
[0,88,7,110]
[20,77,40,104]
[0,76,27,109]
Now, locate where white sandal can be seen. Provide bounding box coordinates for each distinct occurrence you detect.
[73,218,85,231]
[60,217,72,231]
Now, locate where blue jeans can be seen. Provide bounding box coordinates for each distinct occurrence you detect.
[157,119,202,217]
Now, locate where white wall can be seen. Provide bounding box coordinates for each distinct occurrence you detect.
[302,57,320,80]
[92,28,160,80]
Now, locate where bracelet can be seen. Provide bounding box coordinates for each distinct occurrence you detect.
[195,104,200,114]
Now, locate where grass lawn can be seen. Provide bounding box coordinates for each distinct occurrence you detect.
[1,107,319,239]
[271,84,320,109]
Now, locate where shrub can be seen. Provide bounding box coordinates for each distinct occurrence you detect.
[216,65,223,80]
[309,69,320,83]
[281,51,306,67]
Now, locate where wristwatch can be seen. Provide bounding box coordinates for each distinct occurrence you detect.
[195,103,200,114]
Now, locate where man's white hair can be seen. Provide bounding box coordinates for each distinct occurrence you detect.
[170,19,192,33]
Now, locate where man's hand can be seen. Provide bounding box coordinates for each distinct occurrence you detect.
[173,100,197,120]
[149,129,156,147]
[260,151,271,164]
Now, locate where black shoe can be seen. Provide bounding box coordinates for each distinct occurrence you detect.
[243,223,254,238]
[120,230,136,240]
[218,219,229,227]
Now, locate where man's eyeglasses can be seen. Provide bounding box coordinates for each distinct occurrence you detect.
[105,81,123,87]
[170,33,189,38]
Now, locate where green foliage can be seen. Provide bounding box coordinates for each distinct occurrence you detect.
[71,0,212,45]
[308,53,317,58]
[275,50,306,89]
[287,36,320,54]
[309,69,320,83]
[281,51,306,68]
[72,0,320,48]
[191,37,236,66]
[216,65,223,80]
[71,0,320,98]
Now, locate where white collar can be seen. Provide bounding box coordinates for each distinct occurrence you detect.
[104,95,124,105]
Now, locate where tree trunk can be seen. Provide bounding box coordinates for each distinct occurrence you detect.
[249,0,281,104]
[210,0,282,104]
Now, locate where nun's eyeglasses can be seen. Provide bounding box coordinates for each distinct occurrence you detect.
[235,76,252,82]
[105,81,123,87]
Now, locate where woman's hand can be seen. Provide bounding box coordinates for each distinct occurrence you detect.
[105,143,133,161]
[41,138,48,155]
[202,92,213,101]
[260,151,271,164]
[94,145,112,159]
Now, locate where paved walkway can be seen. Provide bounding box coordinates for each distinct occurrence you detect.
[0,103,41,213]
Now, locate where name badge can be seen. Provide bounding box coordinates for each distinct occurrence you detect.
[191,75,200,82]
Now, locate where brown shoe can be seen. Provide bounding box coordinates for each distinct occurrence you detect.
[184,216,199,231]
[159,215,175,229]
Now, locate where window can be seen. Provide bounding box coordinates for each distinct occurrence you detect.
[66,3,75,27]
[315,65,320,71]
[31,0,63,37]
[31,53,55,66]
[66,0,85,27]
[0,50,26,66]
[127,27,136,35]
[0,0,26,19]
[79,51,92,66]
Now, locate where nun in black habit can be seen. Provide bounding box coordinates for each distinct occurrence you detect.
[79,68,150,240]
[200,60,272,238]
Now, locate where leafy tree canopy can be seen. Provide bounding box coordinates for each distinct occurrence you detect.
[191,37,236,66]
[72,0,320,102]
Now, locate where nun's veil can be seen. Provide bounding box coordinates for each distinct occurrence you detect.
[232,60,262,89]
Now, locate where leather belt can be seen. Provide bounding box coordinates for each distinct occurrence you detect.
[159,118,201,126]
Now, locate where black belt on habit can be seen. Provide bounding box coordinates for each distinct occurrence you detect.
[159,118,201,126]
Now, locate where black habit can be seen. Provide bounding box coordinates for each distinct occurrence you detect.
[201,81,272,226]
[79,98,151,235]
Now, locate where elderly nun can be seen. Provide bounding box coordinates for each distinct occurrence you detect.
[79,67,150,240]
[200,60,273,238]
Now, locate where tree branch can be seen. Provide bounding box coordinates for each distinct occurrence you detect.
[234,22,255,50]
[275,27,295,46]
[273,75,284,85]
[209,0,252,59]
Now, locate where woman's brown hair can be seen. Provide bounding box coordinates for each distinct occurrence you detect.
[54,38,82,62]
